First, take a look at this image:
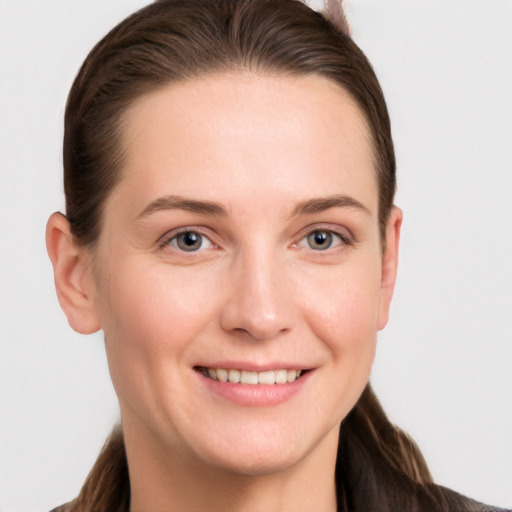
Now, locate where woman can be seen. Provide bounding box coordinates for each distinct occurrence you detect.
[43,0,509,511]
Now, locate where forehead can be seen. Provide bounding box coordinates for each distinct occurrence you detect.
[114,72,377,217]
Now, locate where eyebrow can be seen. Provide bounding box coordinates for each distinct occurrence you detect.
[137,195,228,219]
[292,195,371,216]
[137,193,370,220]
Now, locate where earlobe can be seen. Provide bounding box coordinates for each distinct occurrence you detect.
[46,212,101,334]
[377,206,403,331]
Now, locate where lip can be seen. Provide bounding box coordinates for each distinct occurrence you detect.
[194,366,314,407]
[194,360,310,372]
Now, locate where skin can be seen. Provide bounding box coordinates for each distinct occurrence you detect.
[47,73,402,512]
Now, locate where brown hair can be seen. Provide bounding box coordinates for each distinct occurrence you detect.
[60,1,483,511]
[64,0,394,247]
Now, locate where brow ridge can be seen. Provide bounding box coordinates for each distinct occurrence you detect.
[292,195,370,216]
[138,193,369,220]
[138,195,228,218]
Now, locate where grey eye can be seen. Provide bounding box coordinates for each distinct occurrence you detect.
[174,231,205,252]
[306,231,334,250]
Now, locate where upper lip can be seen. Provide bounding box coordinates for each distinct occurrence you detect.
[194,361,312,372]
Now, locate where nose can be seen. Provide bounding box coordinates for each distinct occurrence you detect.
[219,249,295,341]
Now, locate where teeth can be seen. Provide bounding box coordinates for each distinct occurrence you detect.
[275,369,288,384]
[201,367,303,384]
[228,369,241,383]
[287,369,298,382]
[241,370,259,385]
[216,369,228,382]
[257,370,275,385]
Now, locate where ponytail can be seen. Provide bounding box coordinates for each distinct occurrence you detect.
[339,384,440,511]
[338,385,491,511]
[64,426,129,512]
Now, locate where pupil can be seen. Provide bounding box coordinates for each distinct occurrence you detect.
[178,232,201,251]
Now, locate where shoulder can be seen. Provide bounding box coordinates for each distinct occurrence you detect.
[437,485,511,512]
[49,504,71,512]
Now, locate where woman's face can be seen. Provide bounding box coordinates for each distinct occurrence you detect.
[86,73,400,475]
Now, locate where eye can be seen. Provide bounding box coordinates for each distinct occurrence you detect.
[166,230,213,252]
[307,231,334,250]
[299,229,349,251]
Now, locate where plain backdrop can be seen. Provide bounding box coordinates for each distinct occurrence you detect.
[0,1,511,510]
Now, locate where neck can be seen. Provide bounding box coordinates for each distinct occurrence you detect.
[124,418,340,512]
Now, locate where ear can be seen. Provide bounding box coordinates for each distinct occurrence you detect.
[46,212,101,334]
[377,206,403,330]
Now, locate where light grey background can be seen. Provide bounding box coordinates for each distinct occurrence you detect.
[0,1,510,510]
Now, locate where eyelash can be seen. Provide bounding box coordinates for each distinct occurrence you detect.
[159,225,353,255]
[159,228,215,253]
[296,229,353,252]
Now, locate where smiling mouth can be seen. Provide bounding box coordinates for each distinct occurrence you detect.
[195,367,307,385]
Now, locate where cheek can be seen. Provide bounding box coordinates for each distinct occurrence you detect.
[95,260,222,399]
[296,257,382,353]
[99,258,219,337]
[292,257,381,424]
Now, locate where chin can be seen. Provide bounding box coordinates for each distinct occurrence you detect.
[199,445,303,477]
[186,419,336,478]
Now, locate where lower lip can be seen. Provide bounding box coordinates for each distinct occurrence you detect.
[196,370,312,407]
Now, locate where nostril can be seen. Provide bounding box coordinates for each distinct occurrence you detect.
[218,273,294,340]
[230,325,289,341]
